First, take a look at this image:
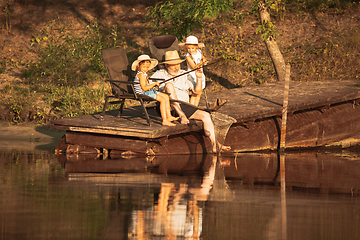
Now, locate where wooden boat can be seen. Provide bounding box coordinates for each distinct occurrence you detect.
[51,80,360,156]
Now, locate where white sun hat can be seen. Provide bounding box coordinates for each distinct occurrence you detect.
[131,55,158,71]
[178,35,205,48]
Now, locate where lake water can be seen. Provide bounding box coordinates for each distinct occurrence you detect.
[1,147,360,240]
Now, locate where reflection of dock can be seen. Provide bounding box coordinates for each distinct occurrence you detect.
[51,80,360,155]
[221,152,360,196]
[57,151,360,196]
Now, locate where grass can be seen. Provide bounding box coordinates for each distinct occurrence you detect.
[0,22,122,124]
[0,0,359,124]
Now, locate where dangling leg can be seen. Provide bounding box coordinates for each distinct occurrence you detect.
[156,94,176,127]
[160,93,179,122]
[189,110,231,153]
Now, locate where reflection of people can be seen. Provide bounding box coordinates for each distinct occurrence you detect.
[132,54,178,126]
[179,35,207,106]
[129,155,218,239]
[151,50,230,153]
[189,155,217,201]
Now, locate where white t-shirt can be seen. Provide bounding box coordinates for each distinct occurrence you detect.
[185,50,206,89]
[150,69,196,103]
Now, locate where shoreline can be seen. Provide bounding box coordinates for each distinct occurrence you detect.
[0,123,65,151]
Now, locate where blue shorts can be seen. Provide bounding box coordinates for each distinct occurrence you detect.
[144,89,160,99]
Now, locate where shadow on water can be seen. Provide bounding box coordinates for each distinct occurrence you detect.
[1,147,360,240]
[34,125,65,151]
[0,125,65,152]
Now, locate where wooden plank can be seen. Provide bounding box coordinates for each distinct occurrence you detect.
[51,107,204,138]
[65,131,149,153]
[204,80,360,121]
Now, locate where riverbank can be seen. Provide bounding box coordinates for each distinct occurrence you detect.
[1,1,359,124]
[0,123,65,151]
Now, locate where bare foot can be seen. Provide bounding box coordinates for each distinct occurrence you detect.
[180,116,190,124]
[212,144,231,153]
[168,116,180,122]
[162,121,176,127]
[221,145,231,152]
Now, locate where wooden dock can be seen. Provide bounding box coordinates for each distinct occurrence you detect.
[51,80,360,155]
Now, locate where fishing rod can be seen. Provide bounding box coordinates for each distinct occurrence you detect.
[148,60,219,84]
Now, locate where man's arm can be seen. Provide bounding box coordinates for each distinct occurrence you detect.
[150,69,169,90]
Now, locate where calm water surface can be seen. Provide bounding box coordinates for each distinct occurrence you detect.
[1,147,360,240]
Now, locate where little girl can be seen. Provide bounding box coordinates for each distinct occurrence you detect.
[132,55,178,127]
[179,35,207,106]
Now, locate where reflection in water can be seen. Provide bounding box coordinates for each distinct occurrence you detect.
[129,155,217,239]
[1,148,360,240]
[280,154,287,240]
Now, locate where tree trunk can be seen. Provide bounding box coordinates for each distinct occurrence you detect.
[258,2,286,81]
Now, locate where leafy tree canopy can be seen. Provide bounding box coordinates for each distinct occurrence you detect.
[146,0,234,40]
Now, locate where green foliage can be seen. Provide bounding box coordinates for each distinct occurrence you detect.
[0,66,5,74]
[250,0,262,13]
[43,85,107,118]
[221,53,243,61]
[1,86,36,123]
[248,62,266,75]
[0,83,107,123]
[256,19,278,40]
[146,0,234,40]
[2,22,128,124]
[23,22,113,87]
[228,10,245,24]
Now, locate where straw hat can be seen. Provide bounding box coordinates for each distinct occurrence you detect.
[161,50,186,65]
[131,55,158,71]
[178,35,205,48]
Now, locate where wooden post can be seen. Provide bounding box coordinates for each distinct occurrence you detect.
[280,64,291,152]
[280,154,287,240]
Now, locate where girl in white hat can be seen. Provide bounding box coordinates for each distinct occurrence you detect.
[132,55,178,126]
[179,35,207,106]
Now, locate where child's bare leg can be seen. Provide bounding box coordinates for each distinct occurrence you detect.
[165,100,179,123]
[160,93,179,122]
[156,94,176,127]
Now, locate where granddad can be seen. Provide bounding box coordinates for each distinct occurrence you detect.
[151,50,230,153]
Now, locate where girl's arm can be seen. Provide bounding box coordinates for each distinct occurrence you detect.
[200,54,208,65]
[138,72,159,92]
[185,55,197,69]
[186,54,206,69]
